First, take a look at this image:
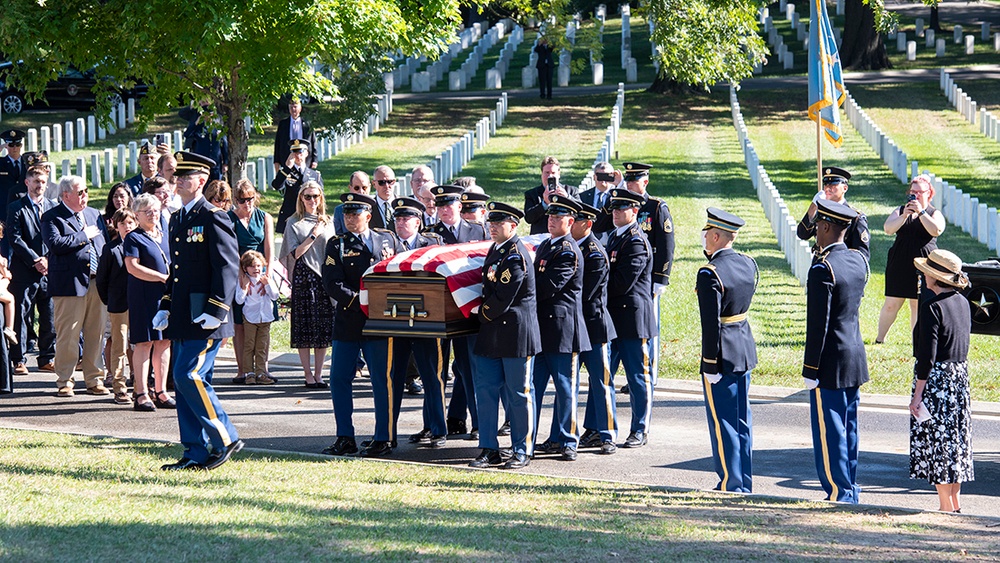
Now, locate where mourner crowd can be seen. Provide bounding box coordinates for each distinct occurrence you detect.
[0,107,975,511]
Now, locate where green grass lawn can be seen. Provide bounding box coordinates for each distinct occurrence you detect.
[1,429,996,561]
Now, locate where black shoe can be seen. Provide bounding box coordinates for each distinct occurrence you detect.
[305,382,319,389]
[316,381,329,389]
[133,396,156,412]
[502,452,530,470]
[447,417,467,436]
[467,427,479,441]
[535,439,560,454]
[469,448,504,468]
[425,435,446,448]
[561,446,578,461]
[161,457,204,471]
[623,431,647,448]
[232,375,246,385]
[321,436,358,456]
[361,438,398,449]
[358,440,393,458]
[579,429,602,448]
[203,439,245,470]
[153,391,176,409]
[409,428,431,444]
[497,421,511,437]
[620,384,630,394]
[406,380,424,395]
[499,447,513,460]
[600,440,618,455]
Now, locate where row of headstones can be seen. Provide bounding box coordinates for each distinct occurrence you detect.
[579,84,626,192]
[891,23,998,60]
[729,85,812,286]
[940,69,1000,143]
[759,2,847,72]
[6,99,138,159]
[776,0,844,16]
[484,26,525,90]
[842,92,909,184]
[413,20,512,92]
[621,3,638,76]
[391,24,484,88]
[930,169,1000,252]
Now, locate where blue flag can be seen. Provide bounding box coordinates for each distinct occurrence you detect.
[808,0,846,147]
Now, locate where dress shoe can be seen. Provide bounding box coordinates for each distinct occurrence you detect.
[620,383,630,394]
[315,381,329,389]
[561,446,578,461]
[497,421,511,437]
[305,382,319,389]
[425,435,446,449]
[203,439,245,470]
[13,363,28,375]
[56,386,74,398]
[406,379,423,395]
[535,439,560,454]
[153,391,177,409]
[256,373,277,385]
[467,427,479,441]
[409,428,431,444]
[502,452,531,470]
[321,436,358,456]
[358,440,393,458]
[134,397,156,412]
[114,392,133,405]
[361,438,397,449]
[86,384,111,396]
[600,441,618,455]
[499,447,513,459]
[231,374,247,385]
[38,362,55,373]
[447,417,467,436]
[623,431,647,448]
[468,448,504,468]
[579,429,602,448]
[161,458,204,471]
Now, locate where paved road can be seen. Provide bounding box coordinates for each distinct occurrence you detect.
[2,350,998,518]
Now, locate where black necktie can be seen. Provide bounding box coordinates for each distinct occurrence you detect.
[403,239,410,251]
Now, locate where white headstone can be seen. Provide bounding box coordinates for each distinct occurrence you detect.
[65,121,74,151]
[954,25,963,44]
[127,98,136,124]
[104,149,113,183]
[907,41,917,61]
[797,24,806,41]
[449,71,463,91]
[75,118,85,148]
[965,35,975,55]
[784,52,794,70]
[983,22,991,41]
[77,157,87,183]
[87,116,96,144]
[62,159,71,178]
[915,18,924,37]
[522,66,535,89]
[897,32,907,52]
[779,0,787,14]
[117,144,126,178]
[785,4,795,22]
[117,103,125,129]
[936,38,946,57]
[995,32,1000,51]
[26,129,37,152]
[593,62,604,85]
[40,126,51,154]
[53,124,62,153]
[836,0,844,16]
[791,12,799,31]
[926,29,935,48]
[128,141,137,174]
[486,69,501,89]
[625,58,637,82]
[558,65,570,87]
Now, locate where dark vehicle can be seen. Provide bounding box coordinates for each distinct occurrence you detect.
[0,63,147,114]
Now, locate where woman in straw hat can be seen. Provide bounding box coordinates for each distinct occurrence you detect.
[909,249,973,512]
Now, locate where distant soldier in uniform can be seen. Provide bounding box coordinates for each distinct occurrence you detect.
[803,199,870,504]
[796,166,870,261]
[697,208,758,493]
[469,202,541,470]
[124,142,160,197]
[320,193,402,458]
[523,156,580,235]
[460,192,490,225]
[273,139,323,233]
[0,129,27,207]
[153,151,243,471]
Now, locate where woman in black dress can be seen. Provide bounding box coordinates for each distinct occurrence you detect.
[909,249,973,512]
[876,175,946,343]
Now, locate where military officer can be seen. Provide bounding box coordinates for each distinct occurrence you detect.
[124,142,159,197]
[803,199,870,504]
[469,202,541,470]
[274,139,323,233]
[796,166,870,261]
[0,129,27,207]
[460,191,490,224]
[531,195,589,461]
[697,208,758,493]
[321,192,403,458]
[153,151,243,471]
[575,203,619,455]
[605,189,656,448]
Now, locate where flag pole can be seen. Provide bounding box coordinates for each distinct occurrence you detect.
[817,112,823,193]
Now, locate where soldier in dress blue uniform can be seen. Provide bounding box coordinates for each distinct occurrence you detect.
[0,129,27,208]
[320,192,403,458]
[274,139,323,233]
[796,167,870,261]
[605,189,657,448]
[460,191,490,225]
[531,196,590,461]
[803,199,870,504]
[153,151,243,471]
[697,208,759,493]
[575,203,619,455]
[469,202,541,470]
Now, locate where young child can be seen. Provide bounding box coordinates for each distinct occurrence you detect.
[235,250,279,385]
[0,224,17,345]
[96,209,137,405]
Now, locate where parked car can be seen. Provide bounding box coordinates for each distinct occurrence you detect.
[0,63,147,114]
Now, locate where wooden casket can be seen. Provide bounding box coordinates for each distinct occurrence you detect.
[362,271,479,338]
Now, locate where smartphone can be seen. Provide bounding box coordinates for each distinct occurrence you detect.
[154,133,166,146]
[547,176,557,189]
[907,194,917,202]
[596,172,615,182]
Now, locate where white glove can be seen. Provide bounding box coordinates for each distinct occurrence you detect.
[653,283,667,297]
[193,313,223,330]
[703,373,722,385]
[811,191,827,204]
[804,378,819,390]
[151,310,169,331]
[471,305,480,314]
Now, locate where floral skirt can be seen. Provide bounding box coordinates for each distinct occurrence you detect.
[909,361,975,484]
[289,262,334,349]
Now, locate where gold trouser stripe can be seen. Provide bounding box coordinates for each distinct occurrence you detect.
[815,388,838,501]
[569,352,579,437]
[524,357,535,457]
[435,339,447,419]
[720,313,747,324]
[641,339,653,428]
[191,339,233,447]
[601,343,615,434]
[386,338,395,442]
[704,374,729,491]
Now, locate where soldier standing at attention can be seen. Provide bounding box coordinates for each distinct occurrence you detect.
[803,199,870,504]
[697,208,758,493]
[273,139,323,233]
[796,167,870,261]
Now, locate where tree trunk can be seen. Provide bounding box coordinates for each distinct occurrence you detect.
[929,7,941,32]
[647,75,699,95]
[223,103,248,187]
[839,0,891,71]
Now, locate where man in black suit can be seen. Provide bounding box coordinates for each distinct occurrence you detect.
[410,165,437,228]
[370,165,397,232]
[523,156,580,235]
[124,142,159,197]
[0,129,26,209]
[273,97,317,174]
[803,199,870,504]
[273,139,323,233]
[580,161,621,240]
[534,37,554,99]
[41,175,108,397]
[6,157,57,375]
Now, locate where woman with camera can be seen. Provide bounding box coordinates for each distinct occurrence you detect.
[876,174,946,343]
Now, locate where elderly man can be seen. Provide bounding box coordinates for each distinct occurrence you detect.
[41,176,109,397]
[369,165,398,231]
[581,161,621,240]
[273,139,323,233]
[125,142,159,197]
[411,165,437,227]
[523,156,580,235]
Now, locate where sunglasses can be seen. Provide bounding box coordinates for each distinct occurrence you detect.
[73,189,88,196]
[212,198,230,204]
[236,197,254,204]
[376,179,397,186]
[302,194,321,201]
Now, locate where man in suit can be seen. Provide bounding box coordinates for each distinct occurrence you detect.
[470,202,541,470]
[697,208,759,494]
[523,156,580,235]
[333,171,372,236]
[796,167,870,261]
[41,175,109,397]
[579,162,619,220]
[369,165,397,232]
[803,199,870,504]
[321,192,402,458]
[273,139,323,233]
[6,155,57,375]
[124,142,160,196]
[411,165,438,228]
[273,97,317,174]
[153,151,243,471]
[0,129,26,209]
[534,36,554,99]
[531,195,589,461]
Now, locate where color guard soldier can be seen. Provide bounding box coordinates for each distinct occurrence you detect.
[803,199,870,504]
[153,151,242,471]
[274,138,323,233]
[532,195,590,461]
[321,193,403,458]
[796,167,870,261]
[605,189,656,448]
[469,202,541,470]
[697,208,758,493]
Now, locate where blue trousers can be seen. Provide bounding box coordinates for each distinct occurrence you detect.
[446,335,479,429]
[702,372,753,493]
[581,342,618,442]
[392,338,448,437]
[532,352,580,448]
[171,339,239,464]
[330,338,394,442]
[610,338,654,434]
[809,386,861,504]
[473,354,534,456]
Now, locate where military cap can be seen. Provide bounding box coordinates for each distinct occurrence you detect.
[1,129,26,144]
[822,166,851,185]
[575,202,599,221]
[340,192,376,213]
[173,151,215,176]
[608,188,644,209]
[432,184,464,204]
[288,138,310,153]
[547,194,582,216]
[139,142,157,155]
[461,191,490,211]
[23,151,49,171]
[703,207,745,233]
[485,201,523,223]
[816,199,858,227]
[622,162,653,181]
[392,197,425,217]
